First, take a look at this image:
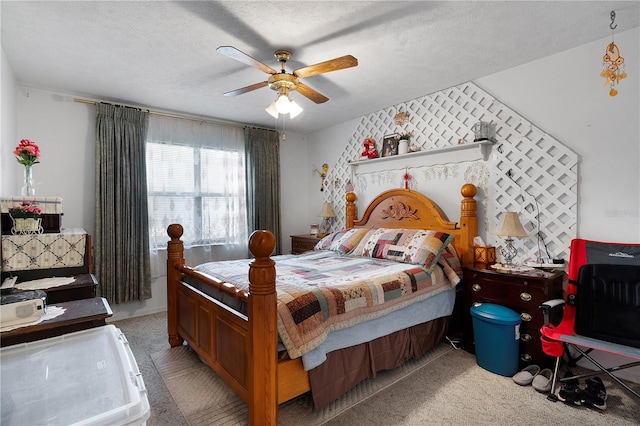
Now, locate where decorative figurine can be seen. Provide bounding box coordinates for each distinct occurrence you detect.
[361,137,378,160]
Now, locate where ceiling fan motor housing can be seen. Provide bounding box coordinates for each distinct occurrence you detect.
[268,73,298,92]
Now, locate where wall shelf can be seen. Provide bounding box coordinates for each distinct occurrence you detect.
[349,140,494,173]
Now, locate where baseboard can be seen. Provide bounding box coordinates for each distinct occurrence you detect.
[107,305,167,322]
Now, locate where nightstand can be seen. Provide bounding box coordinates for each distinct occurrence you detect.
[290,234,321,254]
[462,267,564,366]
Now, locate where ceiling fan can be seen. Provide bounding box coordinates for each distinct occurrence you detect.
[217,46,358,117]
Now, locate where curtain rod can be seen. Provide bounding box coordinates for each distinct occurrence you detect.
[73,97,274,132]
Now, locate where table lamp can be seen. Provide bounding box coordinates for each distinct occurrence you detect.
[496,211,528,266]
[318,202,336,237]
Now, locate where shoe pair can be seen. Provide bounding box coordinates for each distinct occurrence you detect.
[512,365,553,393]
[557,374,607,410]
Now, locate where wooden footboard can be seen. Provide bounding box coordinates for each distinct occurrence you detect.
[166,184,478,425]
[167,225,285,424]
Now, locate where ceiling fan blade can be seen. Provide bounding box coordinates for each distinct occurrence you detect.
[223,81,268,97]
[293,55,358,78]
[217,46,277,75]
[296,83,329,104]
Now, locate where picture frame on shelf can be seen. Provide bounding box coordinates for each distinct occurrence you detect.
[381,134,398,157]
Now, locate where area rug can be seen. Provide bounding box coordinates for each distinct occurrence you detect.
[150,343,454,425]
[152,343,640,426]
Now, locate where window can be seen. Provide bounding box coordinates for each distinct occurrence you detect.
[145,116,248,250]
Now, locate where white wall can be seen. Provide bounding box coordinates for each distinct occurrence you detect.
[13,90,96,230]
[1,48,17,195]
[279,131,311,254]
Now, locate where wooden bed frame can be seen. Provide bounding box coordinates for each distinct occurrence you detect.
[166,184,478,424]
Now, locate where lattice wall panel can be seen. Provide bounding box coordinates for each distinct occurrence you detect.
[324,82,577,262]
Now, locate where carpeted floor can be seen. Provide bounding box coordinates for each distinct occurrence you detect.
[112,311,640,426]
[149,343,453,425]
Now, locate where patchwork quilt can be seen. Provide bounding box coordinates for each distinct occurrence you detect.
[193,247,462,359]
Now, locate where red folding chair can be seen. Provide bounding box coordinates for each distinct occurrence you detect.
[539,239,640,403]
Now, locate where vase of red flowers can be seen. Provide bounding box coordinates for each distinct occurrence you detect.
[22,165,36,197]
[14,139,41,197]
[9,201,43,234]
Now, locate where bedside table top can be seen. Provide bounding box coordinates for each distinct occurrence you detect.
[291,234,321,240]
[463,266,564,280]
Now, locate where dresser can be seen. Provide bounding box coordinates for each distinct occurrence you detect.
[290,234,321,254]
[0,297,112,347]
[462,267,564,367]
[37,273,98,303]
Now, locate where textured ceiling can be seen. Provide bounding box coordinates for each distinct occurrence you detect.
[2,1,639,134]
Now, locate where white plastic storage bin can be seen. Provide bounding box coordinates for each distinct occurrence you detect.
[0,325,150,426]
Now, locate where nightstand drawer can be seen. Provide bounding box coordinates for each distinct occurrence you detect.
[291,234,321,254]
[466,277,546,312]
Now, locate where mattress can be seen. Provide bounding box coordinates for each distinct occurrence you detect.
[184,249,459,360]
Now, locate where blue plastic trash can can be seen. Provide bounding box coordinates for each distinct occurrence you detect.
[470,302,521,376]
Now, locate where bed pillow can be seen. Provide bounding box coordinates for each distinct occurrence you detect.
[401,230,455,272]
[350,227,454,273]
[350,228,416,259]
[314,228,370,254]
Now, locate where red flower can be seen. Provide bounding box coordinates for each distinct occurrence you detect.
[8,201,42,218]
[14,139,41,166]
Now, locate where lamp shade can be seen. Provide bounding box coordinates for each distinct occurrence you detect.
[288,100,303,118]
[318,202,336,218]
[265,101,279,118]
[275,93,292,114]
[496,211,528,238]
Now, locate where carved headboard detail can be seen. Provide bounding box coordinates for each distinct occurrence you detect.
[380,201,418,221]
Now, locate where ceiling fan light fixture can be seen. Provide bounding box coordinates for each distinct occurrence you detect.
[265,101,279,118]
[275,92,292,114]
[289,100,303,118]
[265,87,303,118]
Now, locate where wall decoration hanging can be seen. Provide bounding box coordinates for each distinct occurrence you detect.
[402,168,411,189]
[601,10,627,97]
[394,111,408,126]
[313,163,329,191]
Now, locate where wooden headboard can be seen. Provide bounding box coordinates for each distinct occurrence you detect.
[345,184,478,267]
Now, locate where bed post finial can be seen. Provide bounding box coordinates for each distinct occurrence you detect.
[460,184,477,217]
[346,191,357,228]
[167,224,185,347]
[248,230,278,425]
[459,184,478,266]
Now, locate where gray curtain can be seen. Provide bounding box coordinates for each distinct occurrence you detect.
[244,127,282,254]
[95,103,152,304]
